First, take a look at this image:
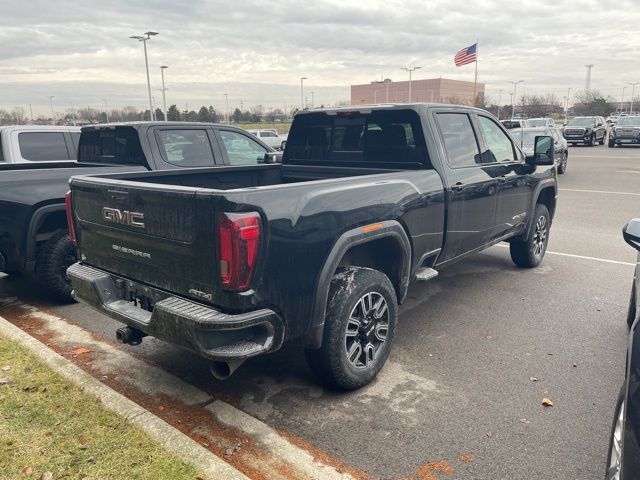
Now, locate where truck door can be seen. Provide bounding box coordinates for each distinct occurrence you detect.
[434,111,499,262]
[475,114,532,239]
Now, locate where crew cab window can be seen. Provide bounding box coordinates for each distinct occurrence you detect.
[219,130,268,165]
[78,127,146,165]
[435,113,481,168]
[157,129,215,167]
[285,109,427,168]
[18,132,70,161]
[477,116,516,163]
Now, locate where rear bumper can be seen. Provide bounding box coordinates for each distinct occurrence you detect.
[67,263,284,361]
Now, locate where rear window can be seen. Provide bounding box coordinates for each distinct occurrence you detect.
[18,132,70,161]
[78,127,146,166]
[284,110,428,168]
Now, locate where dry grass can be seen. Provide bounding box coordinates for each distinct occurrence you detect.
[0,336,201,480]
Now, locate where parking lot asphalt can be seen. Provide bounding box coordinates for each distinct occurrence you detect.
[1,144,638,479]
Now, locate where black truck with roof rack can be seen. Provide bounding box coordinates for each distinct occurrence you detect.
[0,122,278,300]
[66,104,558,389]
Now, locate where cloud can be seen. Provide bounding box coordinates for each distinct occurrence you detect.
[1,0,638,113]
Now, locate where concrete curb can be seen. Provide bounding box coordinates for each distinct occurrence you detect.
[0,314,249,480]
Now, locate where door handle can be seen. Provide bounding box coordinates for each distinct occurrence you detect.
[450,182,464,192]
[498,175,507,183]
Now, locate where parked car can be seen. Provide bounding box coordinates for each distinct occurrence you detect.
[0,122,279,301]
[0,125,81,163]
[527,118,556,128]
[605,218,640,479]
[67,104,557,389]
[248,129,288,150]
[501,119,529,129]
[609,116,640,147]
[563,116,607,146]
[510,126,568,173]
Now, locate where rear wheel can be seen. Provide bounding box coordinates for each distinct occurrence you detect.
[36,232,77,302]
[305,266,397,390]
[510,204,550,268]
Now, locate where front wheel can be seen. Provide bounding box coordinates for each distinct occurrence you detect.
[608,138,615,148]
[605,385,625,480]
[588,134,596,146]
[599,134,605,145]
[557,152,568,174]
[510,204,550,268]
[305,266,398,390]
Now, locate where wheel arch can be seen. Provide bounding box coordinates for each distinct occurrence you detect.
[306,220,411,349]
[521,181,556,241]
[26,203,68,271]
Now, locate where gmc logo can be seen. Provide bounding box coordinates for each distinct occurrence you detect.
[102,207,145,229]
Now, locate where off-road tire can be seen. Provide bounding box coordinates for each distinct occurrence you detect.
[510,204,550,268]
[36,232,77,302]
[305,266,398,390]
[599,134,605,145]
[628,282,637,329]
[588,133,595,146]
[557,152,567,174]
[608,138,615,148]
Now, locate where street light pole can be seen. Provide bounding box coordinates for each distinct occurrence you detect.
[224,93,229,124]
[48,96,55,125]
[621,86,627,114]
[401,66,421,103]
[310,91,314,108]
[300,77,307,110]
[159,66,168,121]
[497,89,502,119]
[130,31,158,121]
[626,82,640,115]
[509,80,524,118]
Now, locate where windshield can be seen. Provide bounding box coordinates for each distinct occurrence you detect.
[509,130,539,147]
[528,119,547,127]
[567,117,595,127]
[617,117,640,127]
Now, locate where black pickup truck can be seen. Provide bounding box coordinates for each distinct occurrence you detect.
[0,122,278,301]
[67,104,557,389]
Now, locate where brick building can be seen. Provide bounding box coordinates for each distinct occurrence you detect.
[350,78,485,106]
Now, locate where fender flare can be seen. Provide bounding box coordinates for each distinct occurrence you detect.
[523,179,557,240]
[306,220,411,349]
[25,203,66,271]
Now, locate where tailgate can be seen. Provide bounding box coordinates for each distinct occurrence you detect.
[71,177,218,301]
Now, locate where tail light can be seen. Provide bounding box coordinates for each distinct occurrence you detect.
[65,191,77,247]
[217,212,261,291]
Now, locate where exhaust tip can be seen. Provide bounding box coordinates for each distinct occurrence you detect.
[210,359,245,381]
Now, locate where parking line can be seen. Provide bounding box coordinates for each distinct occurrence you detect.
[560,188,640,197]
[494,244,636,266]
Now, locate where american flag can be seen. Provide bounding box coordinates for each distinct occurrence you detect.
[454,43,477,67]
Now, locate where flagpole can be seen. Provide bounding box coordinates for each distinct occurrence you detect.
[473,39,479,105]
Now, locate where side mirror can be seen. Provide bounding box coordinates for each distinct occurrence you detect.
[280,140,287,151]
[525,135,554,166]
[623,219,640,251]
[262,152,282,164]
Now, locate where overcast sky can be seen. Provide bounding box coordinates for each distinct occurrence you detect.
[1,0,639,115]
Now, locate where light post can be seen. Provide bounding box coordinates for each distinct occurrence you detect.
[401,66,421,102]
[627,82,639,115]
[621,86,627,114]
[497,89,503,120]
[311,91,314,108]
[224,93,229,124]
[374,91,378,103]
[130,31,158,121]
[384,78,391,102]
[509,80,524,118]
[300,77,307,110]
[159,66,168,121]
[102,99,109,123]
[48,96,55,125]
[566,87,571,118]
